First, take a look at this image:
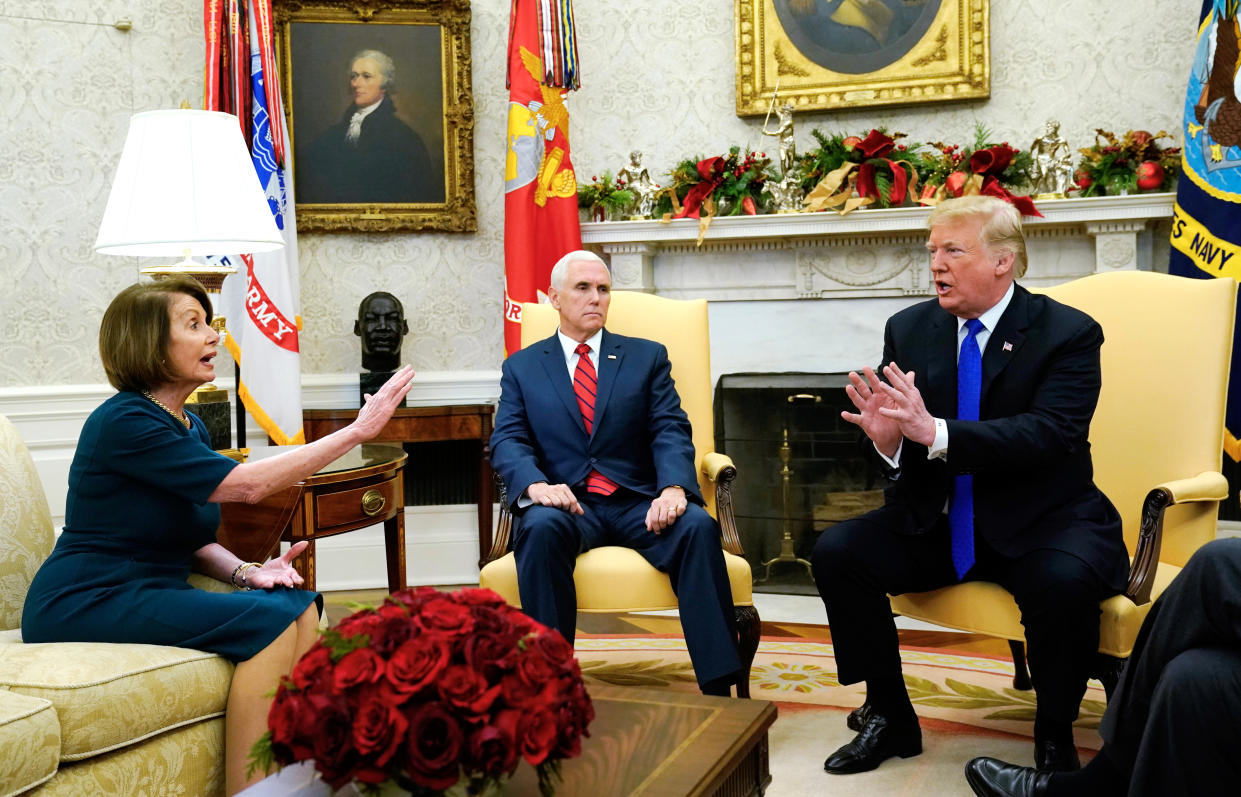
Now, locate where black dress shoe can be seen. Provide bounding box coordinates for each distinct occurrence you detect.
[823,712,921,774]
[846,701,873,732]
[1034,738,1080,772]
[964,757,1051,797]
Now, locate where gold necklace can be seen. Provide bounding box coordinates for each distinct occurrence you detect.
[142,391,191,429]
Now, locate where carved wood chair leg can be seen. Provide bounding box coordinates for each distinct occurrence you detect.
[1008,639,1033,690]
[734,604,761,699]
[1094,653,1126,701]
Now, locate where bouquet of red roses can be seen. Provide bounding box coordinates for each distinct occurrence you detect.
[249,587,594,796]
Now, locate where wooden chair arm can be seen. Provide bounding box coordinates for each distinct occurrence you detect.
[484,479,513,564]
[1126,471,1227,605]
[703,452,745,557]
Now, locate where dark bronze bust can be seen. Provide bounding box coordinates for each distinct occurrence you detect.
[354,291,409,373]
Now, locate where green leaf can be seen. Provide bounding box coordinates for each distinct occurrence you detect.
[984,708,1039,721]
[246,730,275,781]
[944,678,1006,700]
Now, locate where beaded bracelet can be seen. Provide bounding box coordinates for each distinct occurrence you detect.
[231,561,262,590]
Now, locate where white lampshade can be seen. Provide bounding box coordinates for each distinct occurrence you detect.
[94,109,284,256]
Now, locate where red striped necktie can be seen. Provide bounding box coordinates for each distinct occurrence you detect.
[574,342,619,495]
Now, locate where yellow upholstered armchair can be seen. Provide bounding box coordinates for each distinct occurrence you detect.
[479,293,761,697]
[889,271,1236,696]
[0,413,232,795]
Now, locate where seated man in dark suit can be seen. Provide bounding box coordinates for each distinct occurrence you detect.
[811,196,1130,775]
[966,537,1241,797]
[490,250,741,696]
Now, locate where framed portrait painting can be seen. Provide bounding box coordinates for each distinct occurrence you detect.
[735,0,989,116]
[274,0,476,232]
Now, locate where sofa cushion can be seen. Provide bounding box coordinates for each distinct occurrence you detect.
[0,642,232,761]
[0,690,59,797]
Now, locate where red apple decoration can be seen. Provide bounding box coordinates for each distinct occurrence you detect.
[945,170,969,197]
[842,136,863,150]
[1074,169,1093,190]
[1135,161,1165,191]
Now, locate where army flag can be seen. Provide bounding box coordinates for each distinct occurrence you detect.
[1170,0,1241,459]
[503,0,582,355]
[207,0,305,445]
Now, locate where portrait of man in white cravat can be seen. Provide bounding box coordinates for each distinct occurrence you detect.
[291,32,446,206]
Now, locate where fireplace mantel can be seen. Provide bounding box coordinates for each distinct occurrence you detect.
[582,193,1175,301]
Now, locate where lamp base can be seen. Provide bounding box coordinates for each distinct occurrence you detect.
[140,258,236,292]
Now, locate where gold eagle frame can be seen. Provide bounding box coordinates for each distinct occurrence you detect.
[735,0,989,116]
[274,0,476,232]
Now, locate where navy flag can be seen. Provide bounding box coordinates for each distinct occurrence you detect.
[1170,0,1241,460]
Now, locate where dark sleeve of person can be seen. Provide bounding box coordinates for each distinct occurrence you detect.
[645,344,704,505]
[854,316,903,480]
[96,402,238,503]
[946,314,1103,472]
[490,358,550,509]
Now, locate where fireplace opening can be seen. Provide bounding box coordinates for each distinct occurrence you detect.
[713,373,885,594]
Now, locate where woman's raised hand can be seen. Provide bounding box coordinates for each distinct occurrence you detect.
[353,365,416,441]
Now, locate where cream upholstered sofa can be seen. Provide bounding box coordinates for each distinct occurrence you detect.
[0,413,233,796]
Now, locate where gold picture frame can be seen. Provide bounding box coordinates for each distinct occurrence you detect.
[274,0,475,232]
[735,0,989,116]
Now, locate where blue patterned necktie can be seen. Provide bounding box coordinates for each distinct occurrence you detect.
[948,318,984,579]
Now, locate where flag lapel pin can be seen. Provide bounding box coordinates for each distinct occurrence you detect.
[1002,341,1013,352]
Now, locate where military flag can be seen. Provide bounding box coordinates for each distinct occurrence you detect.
[1170,0,1241,459]
[503,0,582,355]
[206,0,304,445]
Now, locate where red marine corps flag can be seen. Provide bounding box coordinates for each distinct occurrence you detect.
[504,0,582,354]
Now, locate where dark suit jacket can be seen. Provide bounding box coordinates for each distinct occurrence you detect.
[877,284,1129,591]
[299,96,440,204]
[491,330,702,510]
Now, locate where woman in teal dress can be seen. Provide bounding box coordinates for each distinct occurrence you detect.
[21,275,415,796]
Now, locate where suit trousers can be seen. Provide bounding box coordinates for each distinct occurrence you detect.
[1098,538,1241,796]
[811,505,1110,736]
[512,490,741,688]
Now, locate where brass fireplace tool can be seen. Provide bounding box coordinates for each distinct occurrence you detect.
[758,393,819,583]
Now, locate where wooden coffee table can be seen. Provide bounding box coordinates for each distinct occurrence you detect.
[506,685,776,796]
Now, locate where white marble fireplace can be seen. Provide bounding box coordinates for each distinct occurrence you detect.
[581,193,1175,383]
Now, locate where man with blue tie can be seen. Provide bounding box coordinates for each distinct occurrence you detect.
[811,196,1130,775]
[491,250,742,697]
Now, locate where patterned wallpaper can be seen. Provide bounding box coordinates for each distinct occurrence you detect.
[0,0,1202,387]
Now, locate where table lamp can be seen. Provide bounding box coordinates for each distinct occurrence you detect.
[94,108,285,449]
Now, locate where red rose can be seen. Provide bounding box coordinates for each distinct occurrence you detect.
[416,597,476,637]
[333,648,385,692]
[290,646,332,691]
[530,629,575,671]
[387,634,451,697]
[405,701,465,791]
[268,689,313,758]
[335,610,382,640]
[516,707,559,765]
[466,604,515,636]
[437,663,502,715]
[465,719,520,776]
[450,587,507,607]
[388,586,440,613]
[352,697,408,766]
[311,701,358,789]
[515,642,560,687]
[463,630,517,679]
[500,670,561,708]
